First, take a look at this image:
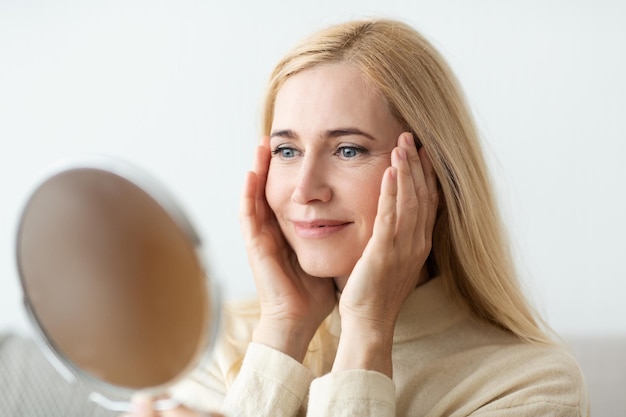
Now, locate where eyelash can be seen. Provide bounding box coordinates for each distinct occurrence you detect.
[334,146,366,159]
[271,146,299,158]
[271,145,367,160]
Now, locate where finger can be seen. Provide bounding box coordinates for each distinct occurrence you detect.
[398,133,431,243]
[370,166,398,248]
[253,136,271,193]
[240,137,272,241]
[400,132,428,202]
[130,394,156,417]
[393,136,420,247]
[253,137,272,219]
[240,170,261,243]
[418,146,439,242]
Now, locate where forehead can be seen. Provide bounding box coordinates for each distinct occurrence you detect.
[272,62,396,130]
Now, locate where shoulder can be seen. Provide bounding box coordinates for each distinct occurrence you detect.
[408,314,589,415]
[491,341,585,386]
[196,298,261,385]
[469,317,588,412]
[220,298,261,342]
[468,338,589,415]
[211,298,261,362]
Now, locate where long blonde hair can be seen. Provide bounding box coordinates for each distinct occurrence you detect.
[261,19,553,345]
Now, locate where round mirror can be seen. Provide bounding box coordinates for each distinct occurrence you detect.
[15,157,219,411]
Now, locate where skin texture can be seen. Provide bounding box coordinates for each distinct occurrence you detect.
[126,62,439,417]
[266,63,406,286]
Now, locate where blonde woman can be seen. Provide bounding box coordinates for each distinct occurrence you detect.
[129,18,588,417]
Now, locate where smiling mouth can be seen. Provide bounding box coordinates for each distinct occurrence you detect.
[292,220,352,238]
[297,220,350,228]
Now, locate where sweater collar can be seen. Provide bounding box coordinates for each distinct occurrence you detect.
[393,276,468,342]
[328,276,468,342]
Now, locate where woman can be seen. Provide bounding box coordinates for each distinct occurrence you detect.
[130,18,588,417]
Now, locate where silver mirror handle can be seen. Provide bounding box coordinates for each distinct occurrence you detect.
[88,392,180,412]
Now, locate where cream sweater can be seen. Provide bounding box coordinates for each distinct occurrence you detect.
[171,277,589,416]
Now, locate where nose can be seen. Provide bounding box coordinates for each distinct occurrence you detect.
[291,155,332,204]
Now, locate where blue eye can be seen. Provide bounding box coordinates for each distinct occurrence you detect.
[337,146,363,159]
[272,146,298,159]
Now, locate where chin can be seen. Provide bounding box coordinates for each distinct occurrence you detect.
[297,253,354,279]
[298,261,339,278]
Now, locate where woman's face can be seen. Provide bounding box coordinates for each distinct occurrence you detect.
[266,62,405,288]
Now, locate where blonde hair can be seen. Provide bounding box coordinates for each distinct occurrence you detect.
[261,19,553,345]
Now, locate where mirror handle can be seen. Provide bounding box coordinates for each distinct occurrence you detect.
[88,392,180,412]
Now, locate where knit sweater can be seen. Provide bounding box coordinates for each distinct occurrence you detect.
[171,277,589,416]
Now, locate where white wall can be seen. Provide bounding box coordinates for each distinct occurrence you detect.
[1,0,624,337]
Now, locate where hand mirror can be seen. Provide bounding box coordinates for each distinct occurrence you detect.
[15,157,219,412]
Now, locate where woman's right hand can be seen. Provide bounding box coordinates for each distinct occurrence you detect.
[240,137,336,362]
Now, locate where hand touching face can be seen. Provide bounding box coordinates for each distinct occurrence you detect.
[266,62,405,287]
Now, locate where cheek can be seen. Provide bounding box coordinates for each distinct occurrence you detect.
[360,178,383,227]
[345,167,385,227]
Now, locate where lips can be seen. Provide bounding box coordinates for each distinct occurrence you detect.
[292,219,352,239]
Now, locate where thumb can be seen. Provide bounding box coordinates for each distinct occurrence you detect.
[130,394,155,417]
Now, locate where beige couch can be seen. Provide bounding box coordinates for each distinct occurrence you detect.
[567,335,626,416]
[0,333,624,416]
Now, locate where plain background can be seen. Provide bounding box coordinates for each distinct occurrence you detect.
[1,0,624,338]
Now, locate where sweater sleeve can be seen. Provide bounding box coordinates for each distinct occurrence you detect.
[221,342,315,417]
[307,369,396,417]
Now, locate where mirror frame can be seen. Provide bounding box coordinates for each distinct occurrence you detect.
[15,156,221,404]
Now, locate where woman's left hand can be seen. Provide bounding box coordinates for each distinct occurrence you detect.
[333,132,439,377]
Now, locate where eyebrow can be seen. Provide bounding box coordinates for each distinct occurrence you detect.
[269,128,376,141]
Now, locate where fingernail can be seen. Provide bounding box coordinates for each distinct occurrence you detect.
[397,147,406,161]
[404,133,415,147]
